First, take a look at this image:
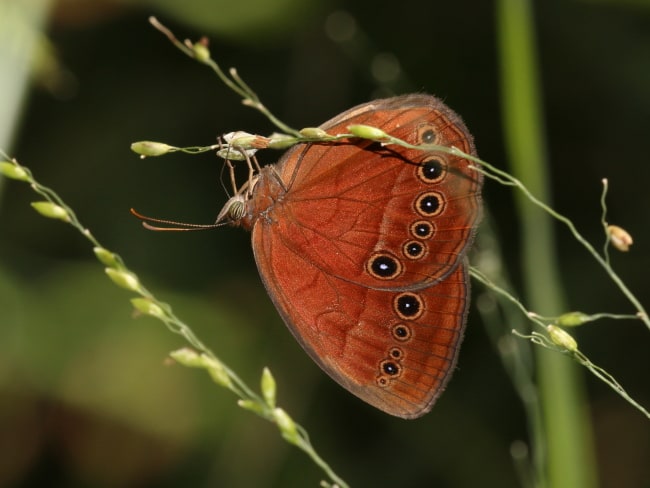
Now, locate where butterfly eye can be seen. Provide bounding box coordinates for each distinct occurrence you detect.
[403,240,426,259]
[417,124,438,144]
[410,220,435,239]
[393,293,424,320]
[414,192,444,217]
[366,252,403,280]
[391,324,412,342]
[380,360,402,377]
[389,347,404,360]
[418,157,447,184]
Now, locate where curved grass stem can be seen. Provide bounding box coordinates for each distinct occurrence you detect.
[0,153,349,488]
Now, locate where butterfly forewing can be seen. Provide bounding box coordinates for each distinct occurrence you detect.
[262,94,481,291]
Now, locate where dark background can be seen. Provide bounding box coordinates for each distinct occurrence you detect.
[1,0,649,487]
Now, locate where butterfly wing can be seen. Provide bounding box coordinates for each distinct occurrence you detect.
[249,94,482,418]
[252,220,470,418]
[264,94,482,291]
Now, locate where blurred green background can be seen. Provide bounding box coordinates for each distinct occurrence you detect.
[1,0,649,487]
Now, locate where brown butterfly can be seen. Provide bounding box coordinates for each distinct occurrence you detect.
[216,94,483,419]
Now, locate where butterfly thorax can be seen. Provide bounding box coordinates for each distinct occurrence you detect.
[227,164,287,231]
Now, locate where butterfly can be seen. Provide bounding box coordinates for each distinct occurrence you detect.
[213,94,483,419]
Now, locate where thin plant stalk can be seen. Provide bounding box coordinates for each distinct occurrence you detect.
[497,1,597,487]
[0,154,349,488]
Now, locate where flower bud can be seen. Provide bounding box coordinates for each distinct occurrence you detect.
[30,201,70,222]
[230,136,260,149]
[216,147,256,161]
[273,408,299,444]
[238,399,265,415]
[105,267,141,292]
[170,348,202,367]
[130,141,175,157]
[261,367,277,408]
[267,133,297,149]
[223,131,263,148]
[204,356,233,388]
[130,297,166,319]
[299,127,329,139]
[193,37,210,62]
[347,124,388,140]
[93,246,120,267]
[557,311,589,327]
[547,325,578,352]
[607,225,633,252]
[0,161,29,181]
[170,349,233,388]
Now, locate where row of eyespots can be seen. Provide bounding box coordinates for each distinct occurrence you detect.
[375,292,425,388]
[375,125,442,387]
[366,219,439,277]
[416,157,446,220]
[365,231,433,278]
[402,156,447,261]
[400,215,436,262]
[365,155,448,280]
[376,346,406,387]
[365,222,438,279]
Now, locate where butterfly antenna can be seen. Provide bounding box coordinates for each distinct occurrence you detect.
[216,136,236,198]
[130,208,223,231]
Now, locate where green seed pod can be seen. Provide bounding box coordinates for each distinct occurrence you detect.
[261,367,277,409]
[274,408,299,444]
[556,311,590,327]
[193,40,210,62]
[105,267,141,292]
[93,247,120,267]
[130,141,174,157]
[347,124,388,140]
[0,161,29,181]
[547,325,578,352]
[238,399,265,415]
[299,127,329,139]
[204,355,233,388]
[267,133,297,149]
[131,298,165,319]
[30,201,70,222]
